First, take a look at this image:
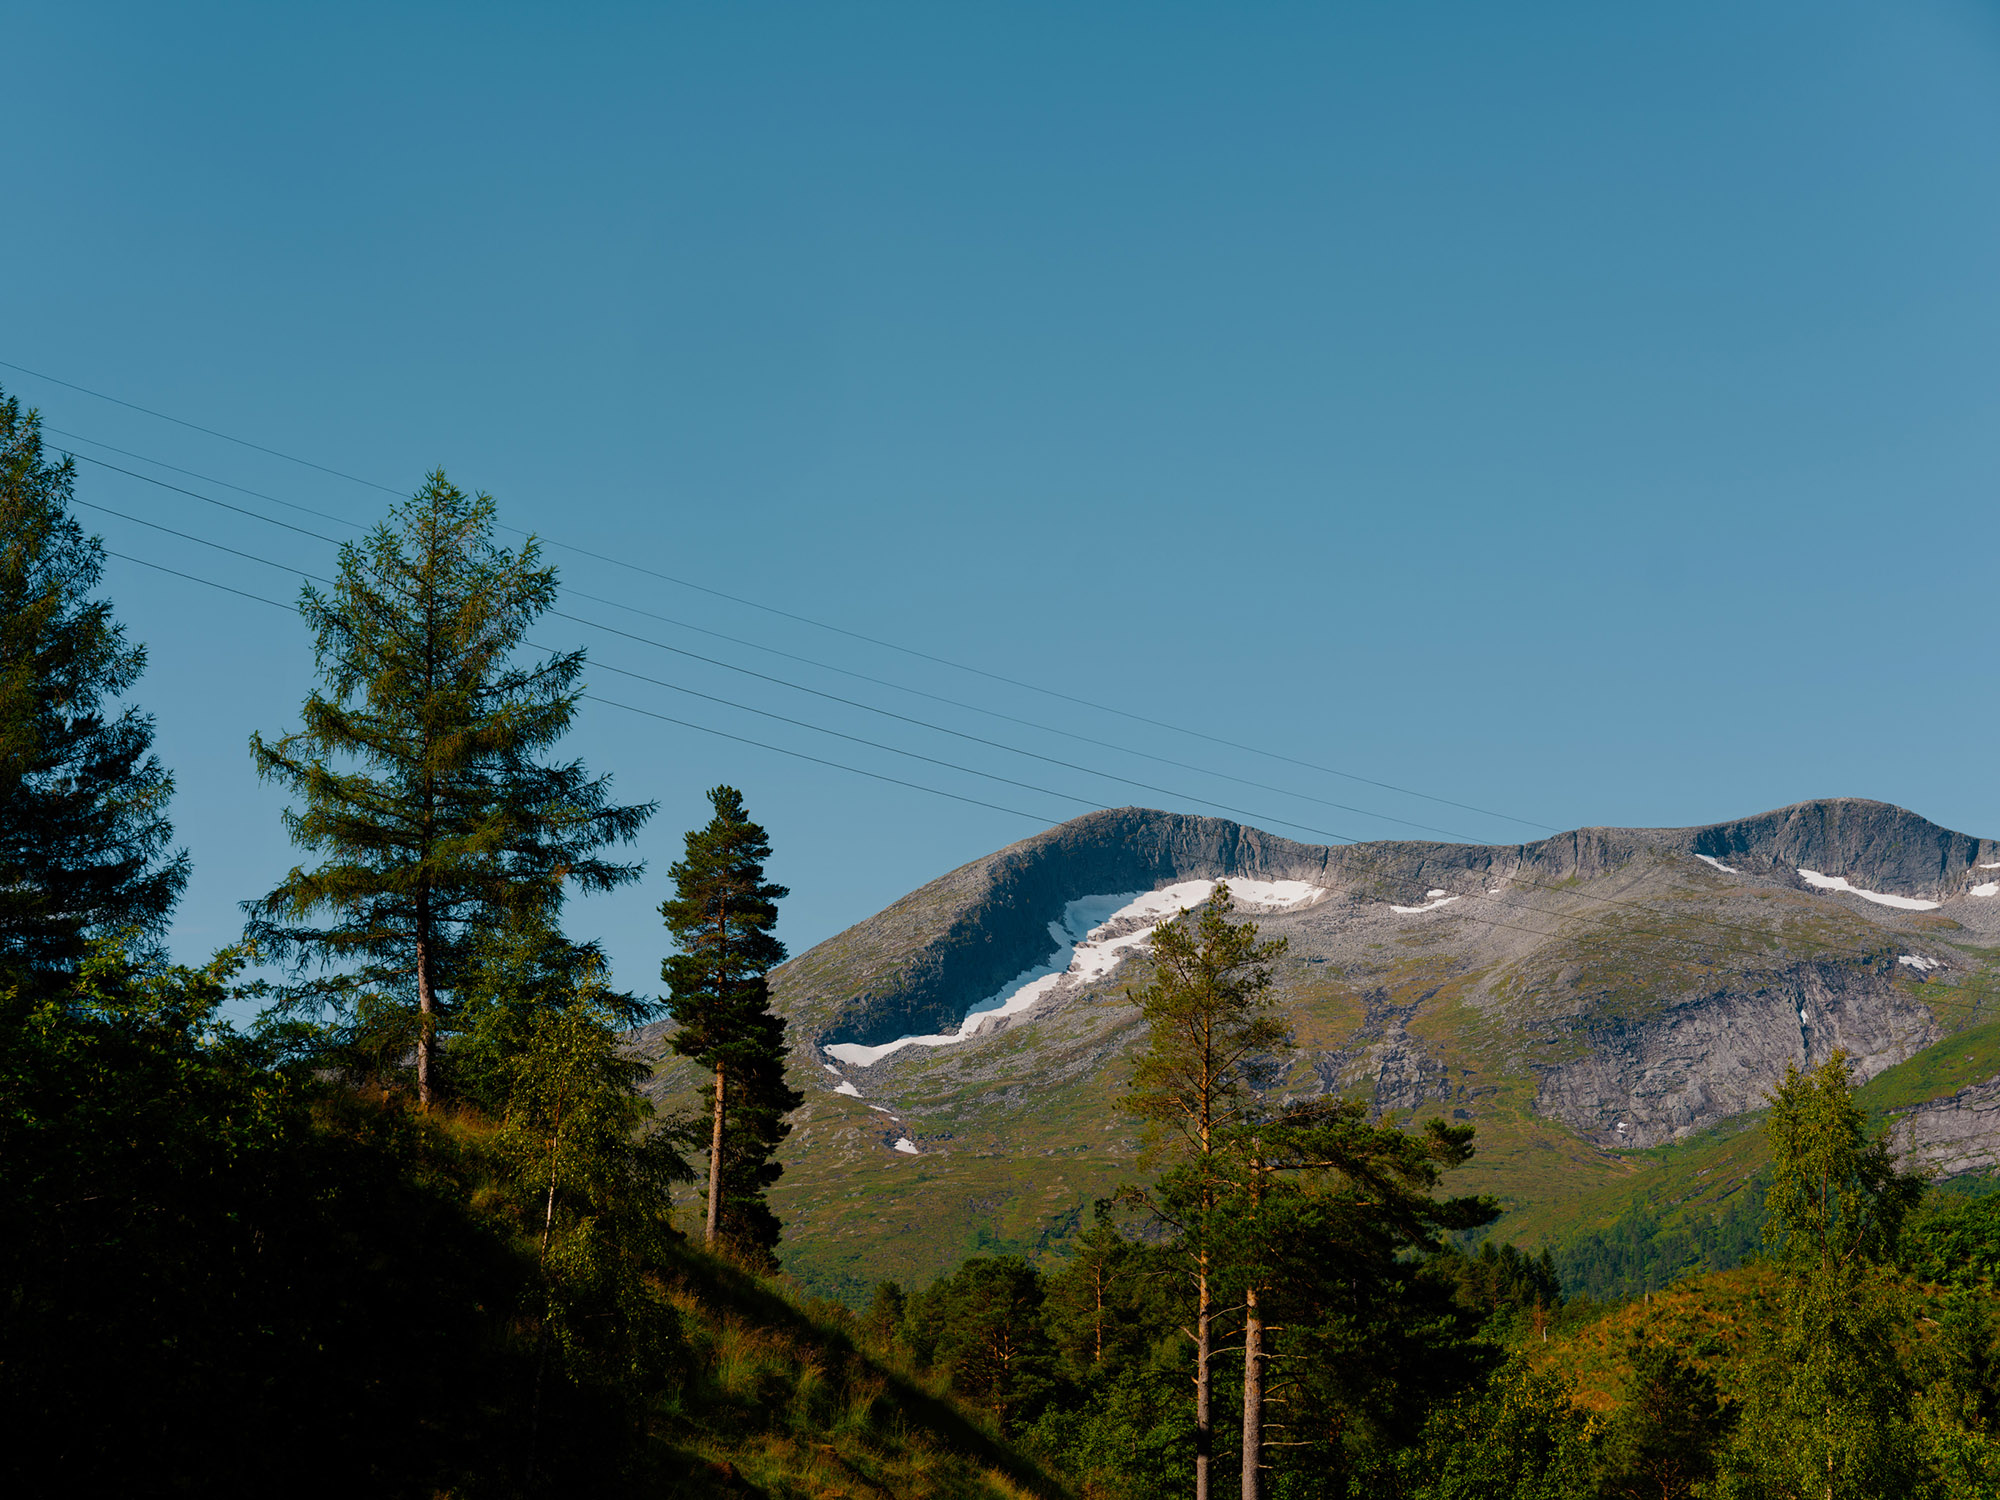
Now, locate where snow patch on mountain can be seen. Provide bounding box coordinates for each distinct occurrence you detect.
[1391,889,1459,914]
[1695,854,1740,874]
[823,878,1324,1066]
[1796,868,1941,911]
[1898,955,1942,973]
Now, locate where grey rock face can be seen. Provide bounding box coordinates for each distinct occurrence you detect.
[792,809,1339,1051]
[782,798,1997,1057]
[1679,800,1996,899]
[756,799,2000,1152]
[1533,960,1939,1148]
[1900,1080,2000,1177]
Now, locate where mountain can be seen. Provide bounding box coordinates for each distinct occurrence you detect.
[634,798,2000,1301]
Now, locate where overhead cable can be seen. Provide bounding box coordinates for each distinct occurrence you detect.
[3,356,1554,831]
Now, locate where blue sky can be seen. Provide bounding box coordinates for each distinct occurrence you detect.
[4,2,1998,1001]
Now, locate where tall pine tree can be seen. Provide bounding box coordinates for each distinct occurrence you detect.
[660,785,801,1264]
[1122,881,1289,1500]
[0,388,185,985]
[246,473,650,1105]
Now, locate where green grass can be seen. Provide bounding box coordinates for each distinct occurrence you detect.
[657,1240,1068,1498]
[1857,1019,2000,1119]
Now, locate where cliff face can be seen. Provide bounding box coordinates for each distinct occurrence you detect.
[1531,959,1939,1148]
[633,799,2000,1297]
[781,809,1337,1052]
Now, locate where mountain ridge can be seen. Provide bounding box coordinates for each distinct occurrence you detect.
[769,797,1997,1055]
[634,797,2000,1299]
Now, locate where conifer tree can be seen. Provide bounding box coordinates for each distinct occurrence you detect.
[1598,1337,1735,1500]
[247,473,650,1105]
[1121,882,1289,1500]
[0,388,186,984]
[660,785,802,1262]
[906,1256,1056,1438]
[1217,1096,1495,1496]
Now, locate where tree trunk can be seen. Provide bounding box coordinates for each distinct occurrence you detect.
[1241,1152,1265,1500]
[705,1060,726,1246]
[413,902,437,1110]
[1094,1257,1105,1367]
[1196,1248,1212,1500]
[1241,1283,1264,1500]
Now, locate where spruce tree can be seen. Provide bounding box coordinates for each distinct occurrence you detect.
[1599,1337,1735,1500]
[0,388,186,984]
[247,473,650,1106]
[660,785,801,1262]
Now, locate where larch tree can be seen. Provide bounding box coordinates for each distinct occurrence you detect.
[1121,881,1289,1500]
[660,785,802,1262]
[0,388,186,987]
[246,473,650,1106]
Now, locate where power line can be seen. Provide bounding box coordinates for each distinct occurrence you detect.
[77,475,1997,983]
[576,654,1103,814]
[61,443,1425,839]
[77,481,1363,838]
[102,549,298,612]
[73,496,330,581]
[53,428,369,532]
[109,533,2000,1037]
[4,357,1554,832]
[96,545,1069,824]
[96,546,1592,956]
[64,429,1493,841]
[4,358,402,495]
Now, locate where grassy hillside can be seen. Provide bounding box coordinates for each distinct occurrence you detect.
[654,1245,1065,1499]
[1502,1007,2000,1299]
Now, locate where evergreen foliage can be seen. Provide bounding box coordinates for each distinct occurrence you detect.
[0,942,1061,1497]
[0,387,185,984]
[1207,1097,1500,1493]
[246,474,650,1105]
[1121,879,1289,1500]
[0,946,533,1493]
[1433,1240,1564,1324]
[660,784,801,1265]
[1041,1201,1157,1378]
[23,411,2000,1497]
[866,1278,909,1350]
[1596,1337,1736,1500]
[906,1256,1057,1438]
[1552,1180,1768,1302]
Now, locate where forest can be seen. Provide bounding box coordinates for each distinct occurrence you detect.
[6,384,2000,1500]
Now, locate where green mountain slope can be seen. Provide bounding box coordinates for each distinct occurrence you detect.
[634,799,2000,1301]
